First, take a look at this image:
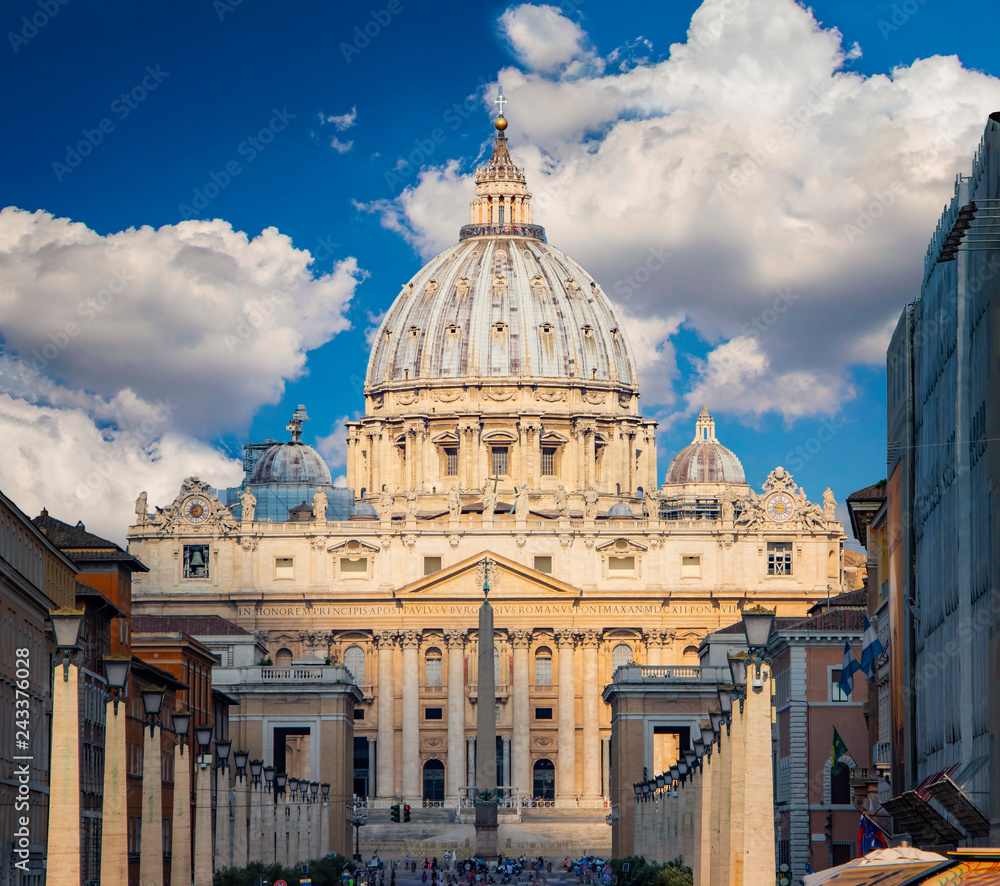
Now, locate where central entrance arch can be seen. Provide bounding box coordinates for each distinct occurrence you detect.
[423,759,445,803]
[532,758,554,800]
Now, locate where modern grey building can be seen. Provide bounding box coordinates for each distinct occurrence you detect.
[883,112,1000,844]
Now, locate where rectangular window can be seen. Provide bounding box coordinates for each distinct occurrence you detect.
[275,557,294,580]
[424,556,443,576]
[182,544,210,579]
[492,447,509,477]
[426,657,442,686]
[354,708,365,720]
[425,707,443,720]
[498,206,505,225]
[681,555,701,578]
[534,707,553,720]
[608,556,635,573]
[535,656,552,686]
[341,557,368,575]
[534,555,553,574]
[445,447,459,476]
[541,447,556,476]
[831,669,849,702]
[767,542,793,575]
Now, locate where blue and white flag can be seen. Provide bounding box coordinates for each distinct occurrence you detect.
[859,614,884,681]
[840,641,860,698]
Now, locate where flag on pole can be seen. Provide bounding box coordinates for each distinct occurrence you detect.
[839,641,860,698]
[857,814,889,854]
[859,614,885,681]
[832,727,851,775]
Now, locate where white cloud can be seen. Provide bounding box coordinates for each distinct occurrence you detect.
[370,0,1000,422]
[331,137,354,154]
[323,106,358,130]
[680,336,854,424]
[498,4,595,74]
[0,208,365,541]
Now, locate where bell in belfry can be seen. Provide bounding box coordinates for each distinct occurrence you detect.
[189,549,205,567]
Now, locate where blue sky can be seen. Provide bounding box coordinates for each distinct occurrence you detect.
[3,0,1000,541]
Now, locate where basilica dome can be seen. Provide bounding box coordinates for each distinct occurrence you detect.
[665,406,746,485]
[364,119,638,395]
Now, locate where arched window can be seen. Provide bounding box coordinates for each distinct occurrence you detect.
[534,647,552,686]
[425,647,442,687]
[611,643,633,672]
[275,647,293,667]
[344,645,365,685]
[682,645,699,665]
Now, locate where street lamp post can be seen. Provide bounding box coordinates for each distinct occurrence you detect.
[248,759,264,864]
[46,607,85,886]
[263,766,276,864]
[139,686,166,886]
[100,656,131,886]
[737,605,777,884]
[193,724,214,886]
[232,750,250,868]
[170,711,193,886]
[276,773,288,865]
[320,782,331,857]
[349,807,367,864]
[215,737,232,870]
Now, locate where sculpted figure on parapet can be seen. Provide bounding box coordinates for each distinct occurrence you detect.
[312,489,328,521]
[446,485,462,518]
[642,487,660,519]
[240,488,256,523]
[582,485,599,520]
[378,486,396,521]
[734,490,766,531]
[554,485,569,517]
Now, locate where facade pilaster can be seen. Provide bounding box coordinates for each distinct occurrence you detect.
[444,629,467,801]
[374,631,397,799]
[467,737,477,791]
[580,630,601,799]
[511,629,532,797]
[555,629,577,803]
[400,629,422,803]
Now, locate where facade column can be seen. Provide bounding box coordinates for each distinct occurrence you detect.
[248,779,262,865]
[216,771,231,870]
[555,630,576,804]
[601,738,611,798]
[725,692,747,885]
[139,721,163,886]
[467,738,477,792]
[193,760,214,886]
[401,629,421,803]
[444,630,467,802]
[374,631,397,800]
[172,743,192,885]
[232,775,249,868]
[741,664,776,883]
[627,431,635,494]
[367,737,377,798]
[511,629,532,799]
[501,736,511,788]
[580,631,601,800]
[101,698,129,886]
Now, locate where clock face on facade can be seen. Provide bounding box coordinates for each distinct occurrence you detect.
[184,496,210,524]
[766,493,794,522]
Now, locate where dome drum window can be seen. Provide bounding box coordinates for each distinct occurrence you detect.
[492,322,508,336]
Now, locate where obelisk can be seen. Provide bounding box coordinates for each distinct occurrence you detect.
[475,560,498,858]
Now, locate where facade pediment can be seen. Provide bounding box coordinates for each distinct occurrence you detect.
[481,429,518,444]
[394,550,579,599]
[596,537,647,555]
[328,539,380,558]
[539,430,570,444]
[431,430,462,445]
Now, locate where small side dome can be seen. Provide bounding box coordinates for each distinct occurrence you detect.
[350,501,378,521]
[607,502,634,518]
[249,443,332,486]
[665,406,746,485]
